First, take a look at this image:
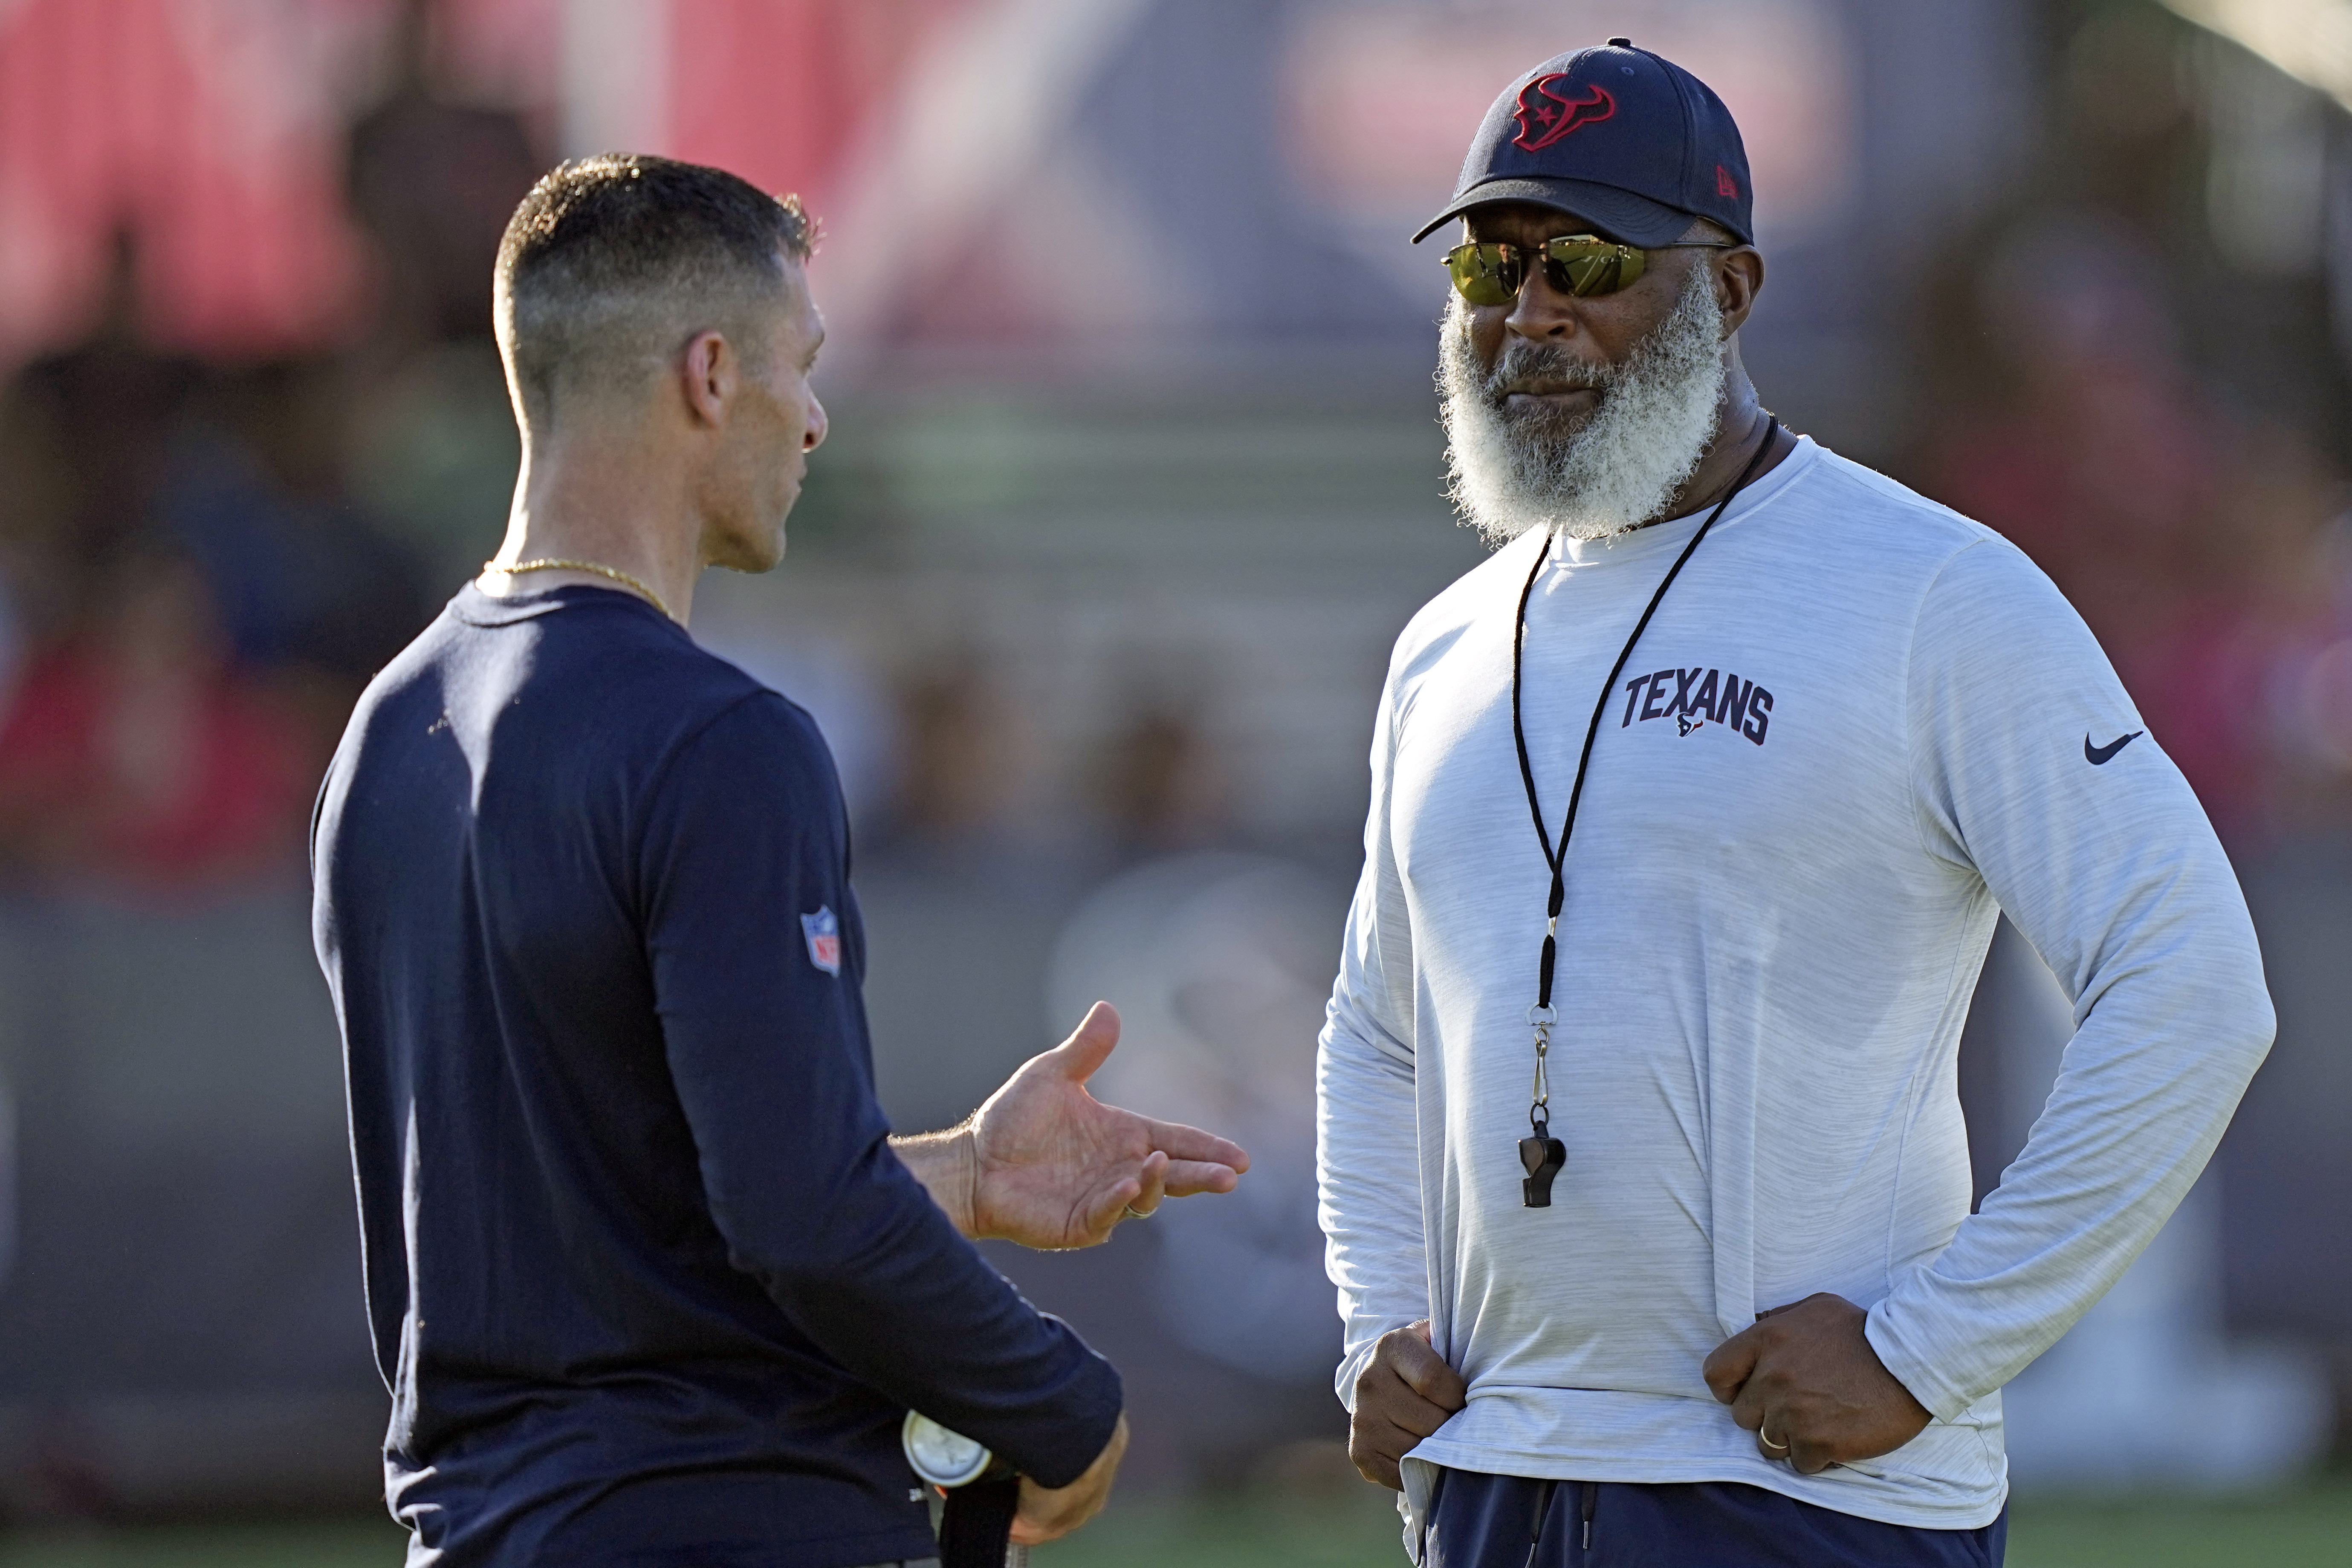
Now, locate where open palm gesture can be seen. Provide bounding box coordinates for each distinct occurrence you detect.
[965,1002,1250,1249]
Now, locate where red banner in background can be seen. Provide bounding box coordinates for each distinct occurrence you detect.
[0,0,979,367]
[0,0,379,364]
[668,0,971,223]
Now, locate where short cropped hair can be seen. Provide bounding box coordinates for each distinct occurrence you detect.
[493,154,815,425]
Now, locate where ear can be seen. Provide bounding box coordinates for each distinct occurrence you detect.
[1715,247,1765,335]
[679,330,736,429]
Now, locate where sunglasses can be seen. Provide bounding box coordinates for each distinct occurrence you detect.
[1443,235,1733,306]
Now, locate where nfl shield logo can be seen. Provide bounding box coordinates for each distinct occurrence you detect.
[801,906,842,976]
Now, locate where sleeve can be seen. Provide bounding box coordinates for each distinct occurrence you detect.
[1865,539,2275,1420]
[638,694,1121,1486]
[1317,658,1433,1410]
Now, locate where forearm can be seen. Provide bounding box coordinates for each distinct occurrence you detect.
[1869,968,2272,1418]
[738,1134,1123,1484]
[1322,676,1430,1405]
[662,1030,1107,1473]
[890,1124,980,1238]
[1318,1005,1431,1409]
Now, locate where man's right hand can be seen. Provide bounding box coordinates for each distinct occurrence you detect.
[1348,1320,1467,1489]
[1010,1413,1128,1546]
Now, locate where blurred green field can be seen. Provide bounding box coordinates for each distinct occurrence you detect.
[0,1484,2345,1568]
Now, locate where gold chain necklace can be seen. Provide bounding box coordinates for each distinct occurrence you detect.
[481,558,676,623]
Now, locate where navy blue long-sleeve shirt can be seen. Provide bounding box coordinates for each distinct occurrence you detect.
[311,584,1120,1568]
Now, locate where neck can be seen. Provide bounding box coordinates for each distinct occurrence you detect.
[483,417,703,625]
[1655,354,1788,525]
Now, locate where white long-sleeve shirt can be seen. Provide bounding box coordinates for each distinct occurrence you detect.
[1316,437,2273,1532]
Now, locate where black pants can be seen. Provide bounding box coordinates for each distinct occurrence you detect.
[1424,1468,2006,1568]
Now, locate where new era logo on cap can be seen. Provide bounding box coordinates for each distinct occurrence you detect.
[1413,38,1754,251]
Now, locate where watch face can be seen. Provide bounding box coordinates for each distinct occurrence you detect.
[901,1411,992,1487]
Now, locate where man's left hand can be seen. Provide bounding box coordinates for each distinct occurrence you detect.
[898,1002,1250,1250]
[1700,1293,1933,1474]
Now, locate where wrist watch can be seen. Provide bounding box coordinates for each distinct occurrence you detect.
[903,1412,1026,1568]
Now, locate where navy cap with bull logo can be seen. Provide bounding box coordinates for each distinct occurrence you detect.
[1412,39,1753,249]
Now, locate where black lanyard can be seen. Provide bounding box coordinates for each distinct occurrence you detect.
[1508,417,1779,1207]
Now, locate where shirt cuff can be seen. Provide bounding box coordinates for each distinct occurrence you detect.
[1863,1297,1977,1424]
[996,1352,1124,1490]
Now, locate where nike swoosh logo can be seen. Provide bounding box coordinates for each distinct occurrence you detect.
[2086,730,2143,765]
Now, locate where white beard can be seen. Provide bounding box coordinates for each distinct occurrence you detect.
[1438,264,1729,544]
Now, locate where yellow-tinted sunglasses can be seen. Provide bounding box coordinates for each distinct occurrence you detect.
[1444,234,1733,305]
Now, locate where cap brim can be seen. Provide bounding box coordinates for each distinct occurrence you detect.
[1410,176,1713,248]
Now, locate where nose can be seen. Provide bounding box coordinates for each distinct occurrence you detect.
[803,394,827,452]
[1504,263,1580,342]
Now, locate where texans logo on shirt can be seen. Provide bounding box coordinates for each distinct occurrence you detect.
[1621,664,1774,746]
[801,907,842,976]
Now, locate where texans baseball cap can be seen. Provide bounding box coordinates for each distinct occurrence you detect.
[1412,39,1753,249]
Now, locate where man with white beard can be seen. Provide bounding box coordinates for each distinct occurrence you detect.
[1316,41,2273,1568]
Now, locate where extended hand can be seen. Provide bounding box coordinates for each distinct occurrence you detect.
[1348,1320,1467,1489]
[1700,1293,1932,1474]
[936,1002,1250,1250]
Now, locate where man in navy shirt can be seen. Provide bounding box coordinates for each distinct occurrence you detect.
[311,156,1247,1568]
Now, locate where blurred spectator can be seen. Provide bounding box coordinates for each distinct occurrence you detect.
[8,251,198,615]
[1919,215,2342,842]
[1090,697,1229,856]
[0,385,71,702]
[345,339,521,594]
[161,362,430,686]
[0,324,428,904]
[2262,513,2352,826]
[341,5,539,594]
[1925,217,2208,639]
[0,547,310,896]
[346,12,544,356]
[886,657,1031,845]
[0,254,352,897]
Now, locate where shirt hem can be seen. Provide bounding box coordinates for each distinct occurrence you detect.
[1403,1437,2008,1531]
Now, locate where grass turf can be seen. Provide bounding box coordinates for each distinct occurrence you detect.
[0,1484,2344,1566]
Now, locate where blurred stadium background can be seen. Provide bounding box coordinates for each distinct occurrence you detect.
[0,0,2347,1562]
